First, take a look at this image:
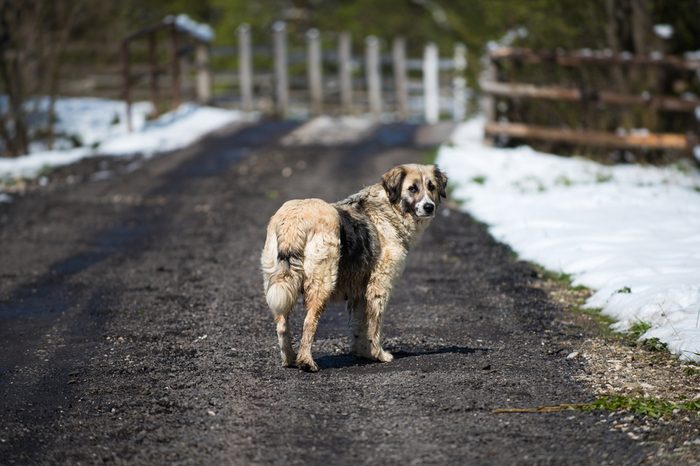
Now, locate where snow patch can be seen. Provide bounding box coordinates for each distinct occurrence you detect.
[164,14,214,42]
[281,116,376,146]
[0,98,245,180]
[100,103,242,156]
[438,117,700,362]
[653,24,674,39]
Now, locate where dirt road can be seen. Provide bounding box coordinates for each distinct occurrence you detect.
[0,121,667,464]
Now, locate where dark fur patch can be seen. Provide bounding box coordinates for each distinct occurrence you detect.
[382,167,406,204]
[400,198,415,215]
[277,251,300,265]
[335,207,376,270]
[433,166,448,199]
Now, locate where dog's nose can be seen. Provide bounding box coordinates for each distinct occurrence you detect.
[424,203,434,214]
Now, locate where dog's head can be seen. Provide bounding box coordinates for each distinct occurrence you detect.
[382,164,448,218]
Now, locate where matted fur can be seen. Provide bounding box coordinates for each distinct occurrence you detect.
[261,164,447,371]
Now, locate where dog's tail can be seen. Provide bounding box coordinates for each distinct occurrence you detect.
[261,228,303,317]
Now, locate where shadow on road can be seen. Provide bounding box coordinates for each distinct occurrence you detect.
[316,345,490,370]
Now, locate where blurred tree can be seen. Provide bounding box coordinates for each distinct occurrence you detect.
[0,0,121,156]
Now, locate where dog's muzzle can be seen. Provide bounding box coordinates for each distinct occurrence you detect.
[415,197,436,217]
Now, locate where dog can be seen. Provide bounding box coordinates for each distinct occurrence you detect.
[260,164,447,371]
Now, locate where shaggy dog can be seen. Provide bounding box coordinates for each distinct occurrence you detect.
[260,164,447,371]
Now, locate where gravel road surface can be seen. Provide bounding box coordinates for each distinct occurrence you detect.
[0,121,660,464]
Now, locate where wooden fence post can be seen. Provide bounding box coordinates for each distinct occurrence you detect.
[365,36,382,118]
[273,21,289,118]
[482,55,497,143]
[121,40,132,132]
[307,28,323,115]
[452,43,467,121]
[339,32,353,114]
[238,24,253,112]
[147,32,159,115]
[423,42,439,124]
[392,37,408,120]
[169,24,181,110]
[195,42,212,104]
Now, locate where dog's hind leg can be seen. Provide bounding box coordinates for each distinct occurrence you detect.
[274,312,296,367]
[261,231,301,367]
[296,235,339,372]
[296,297,325,372]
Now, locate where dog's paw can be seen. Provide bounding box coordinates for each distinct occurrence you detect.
[281,352,297,368]
[295,355,319,372]
[376,350,394,363]
[298,361,319,372]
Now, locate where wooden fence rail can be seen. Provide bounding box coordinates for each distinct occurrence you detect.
[484,122,691,151]
[483,47,700,154]
[479,80,700,113]
[489,47,700,71]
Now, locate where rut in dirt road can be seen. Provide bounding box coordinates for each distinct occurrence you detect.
[1,120,648,464]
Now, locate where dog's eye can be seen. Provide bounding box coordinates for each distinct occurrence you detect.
[408,185,418,194]
[428,182,435,192]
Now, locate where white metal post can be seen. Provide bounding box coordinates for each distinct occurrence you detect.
[365,36,382,118]
[307,28,323,115]
[392,37,408,120]
[339,32,353,114]
[238,24,253,112]
[273,21,289,118]
[452,43,467,121]
[423,42,439,124]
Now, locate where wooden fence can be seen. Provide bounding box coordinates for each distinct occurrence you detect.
[93,21,469,126]
[482,47,700,154]
[121,18,213,131]
[209,22,468,121]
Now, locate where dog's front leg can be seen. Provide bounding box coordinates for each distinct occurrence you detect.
[362,278,395,363]
[348,297,371,358]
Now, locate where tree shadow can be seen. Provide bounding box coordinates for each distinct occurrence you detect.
[316,345,490,370]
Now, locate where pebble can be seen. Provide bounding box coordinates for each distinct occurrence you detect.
[566,351,580,360]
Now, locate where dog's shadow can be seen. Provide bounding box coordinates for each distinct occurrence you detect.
[315,345,489,370]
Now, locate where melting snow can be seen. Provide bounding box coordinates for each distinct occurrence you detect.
[0,98,245,180]
[438,117,700,362]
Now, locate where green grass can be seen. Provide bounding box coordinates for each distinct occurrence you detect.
[624,321,668,352]
[37,164,55,178]
[495,396,700,418]
[595,172,613,183]
[555,175,573,186]
[640,337,668,352]
[471,175,487,185]
[627,321,652,340]
[531,265,587,292]
[581,395,700,418]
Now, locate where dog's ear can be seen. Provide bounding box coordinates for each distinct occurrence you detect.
[382,165,406,204]
[433,165,448,199]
